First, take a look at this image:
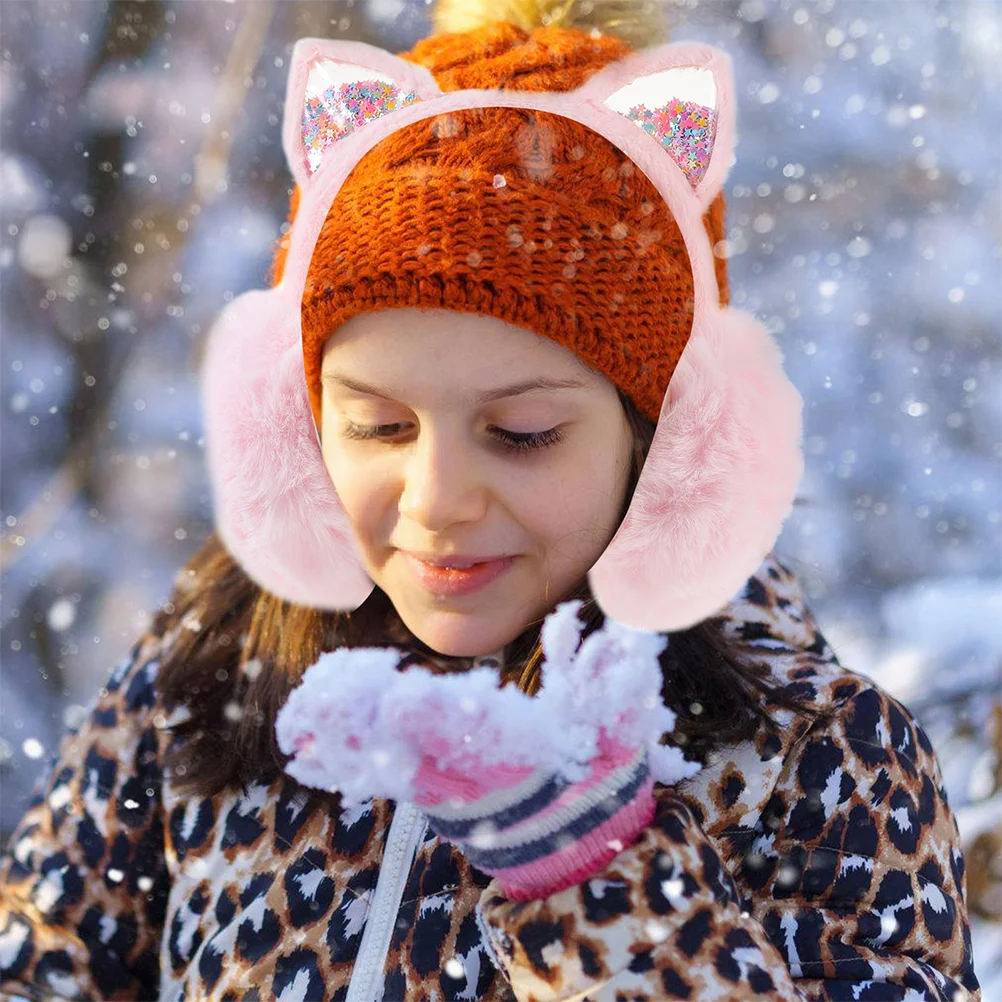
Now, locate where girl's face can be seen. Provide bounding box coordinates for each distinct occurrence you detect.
[319,307,634,658]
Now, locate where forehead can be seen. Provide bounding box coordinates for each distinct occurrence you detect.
[322,307,592,374]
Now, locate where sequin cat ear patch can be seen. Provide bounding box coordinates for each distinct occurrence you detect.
[281,38,443,189]
[301,59,422,176]
[282,38,733,209]
[602,66,718,191]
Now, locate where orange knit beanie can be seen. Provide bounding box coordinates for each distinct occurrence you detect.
[269,19,730,430]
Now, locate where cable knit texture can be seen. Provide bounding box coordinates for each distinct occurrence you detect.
[266,21,731,430]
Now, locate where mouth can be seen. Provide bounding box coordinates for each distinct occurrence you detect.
[403,553,517,598]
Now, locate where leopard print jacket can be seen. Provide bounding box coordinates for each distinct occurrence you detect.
[0,554,980,1001]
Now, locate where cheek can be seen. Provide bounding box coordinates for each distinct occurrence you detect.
[322,446,374,526]
[523,452,625,550]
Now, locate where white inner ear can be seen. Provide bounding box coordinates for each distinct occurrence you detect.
[305,59,402,101]
[603,66,717,116]
[302,59,419,175]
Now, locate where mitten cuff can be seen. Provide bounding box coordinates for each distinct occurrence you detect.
[425,745,655,901]
[492,773,656,901]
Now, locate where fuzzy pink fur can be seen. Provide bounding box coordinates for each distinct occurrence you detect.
[589,306,804,630]
[200,37,805,631]
[201,287,374,609]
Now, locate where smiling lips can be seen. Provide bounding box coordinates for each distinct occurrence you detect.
[407,552,511,568]
[404,553,517,597]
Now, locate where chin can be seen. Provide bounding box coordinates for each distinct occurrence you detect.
[398,606,515,659]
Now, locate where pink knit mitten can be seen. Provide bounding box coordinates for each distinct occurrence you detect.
[413,728,655,900]
[276,600,700,900]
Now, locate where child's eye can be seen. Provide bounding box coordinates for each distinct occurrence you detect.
[340,421,564,454]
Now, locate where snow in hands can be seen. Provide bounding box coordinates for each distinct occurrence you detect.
[275,600,700,805]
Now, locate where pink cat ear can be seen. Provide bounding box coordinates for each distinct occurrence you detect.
[581,43,735,212]
[603,67,717,190]
[300,60,420,175]
[281,38,442,190]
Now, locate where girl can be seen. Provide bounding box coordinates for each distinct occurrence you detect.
[0,2,981,1000]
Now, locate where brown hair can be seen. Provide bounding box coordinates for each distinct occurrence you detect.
[154,387,812,803]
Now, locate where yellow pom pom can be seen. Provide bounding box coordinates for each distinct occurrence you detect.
[431,0,576,34]
[429,0,672,47]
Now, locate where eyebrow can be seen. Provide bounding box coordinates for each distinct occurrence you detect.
[322,373,588,404]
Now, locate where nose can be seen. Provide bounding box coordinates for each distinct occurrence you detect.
[397,424,489,531]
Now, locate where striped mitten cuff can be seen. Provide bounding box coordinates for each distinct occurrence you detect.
[421,738,656,901]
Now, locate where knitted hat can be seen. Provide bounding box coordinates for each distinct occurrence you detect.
[278,21,731,431]
[199,11,805,632]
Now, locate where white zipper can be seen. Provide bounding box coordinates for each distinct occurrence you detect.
[344,649,504,1001]
[345,801,428,1002]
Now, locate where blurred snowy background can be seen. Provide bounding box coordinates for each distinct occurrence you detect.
[1,0,999,990]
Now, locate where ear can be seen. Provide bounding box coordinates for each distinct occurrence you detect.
[580,42,735,212]
[281,37,443,191]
